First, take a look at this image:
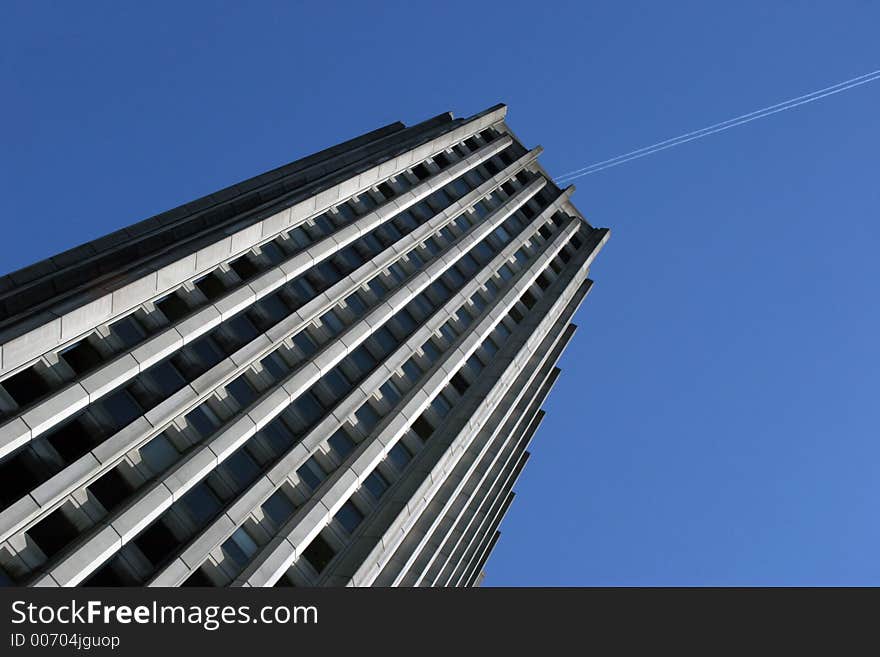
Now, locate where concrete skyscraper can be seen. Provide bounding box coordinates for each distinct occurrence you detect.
[0,105,608,587]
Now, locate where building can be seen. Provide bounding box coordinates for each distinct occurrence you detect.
[0,104,609,587]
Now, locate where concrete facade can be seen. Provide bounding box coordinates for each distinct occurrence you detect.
[0,105,608,586]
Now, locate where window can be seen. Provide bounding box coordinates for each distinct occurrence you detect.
[292,332,318,358]
[87,468,133,511]
[1,366,51,407]
[297,457,326,490]
[249,294,290,331]
[344,293,367,317]
[302,535,336,574]
[411,163,430,181]
[262,489,296,527]
[195,273,226,301]
[363,470,389,500]
[27,509,78,559]
[229,256,260,281]
[100,389,143,427]
[134,521,178,565]
[379,380,402,406]
[320,310,345,335]
[322,368,352,399]
[430,393,452,418]
[140,435,180,475]
[181,483,222,526]
[223,449,261,488]
[433,151,451,169]
[328,429,356,459]
[109,315,146,349]
[334,501,364,534]
[155,293,190,323]
[260,352,289,382]
[410,415,434,441]
[183,336,224,372]
[147,361,186,397]
[355,403,381,432]
[261,420,296,454]
[222,528,259,568]
[373,327,397,354]
[226,375,258,409]
[185,405,220,439]
[60,339,103,376]
[388,442,412,470]
[350,347,377,375]
[292,392,323,427]
[46,417,93,461]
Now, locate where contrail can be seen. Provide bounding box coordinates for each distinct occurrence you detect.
[554,69,880,184]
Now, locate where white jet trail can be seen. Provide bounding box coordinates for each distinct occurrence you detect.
[554,69,880,184]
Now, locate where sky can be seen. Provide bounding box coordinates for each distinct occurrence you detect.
[2,1,879,586]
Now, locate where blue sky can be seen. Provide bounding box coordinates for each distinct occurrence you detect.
[2,1,879,585]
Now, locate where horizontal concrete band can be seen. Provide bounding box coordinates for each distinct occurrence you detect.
[348,274,590,587]
[235,229,592,587]
[0,147,545,548]
[0,135,516,460]
[147,190,576,586]
[393,356,563,587]
[0,108,508,376]
[31,174,557,587]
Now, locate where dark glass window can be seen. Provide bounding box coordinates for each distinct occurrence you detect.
[46,417,94,462]
[181,483,222,526]
[297,458,326,490]
[328,429,356,459]
[224,449,260,488]
[226,376,257,409]
[363,470,389,500]
[292,332,318,357]
[147,361,186,396]
[155,293,190,323]
[222,528,258,568]
[262,489,296,527]
[139,435,179,475]
[195,273,226,301]
[292,392,323,427]
[334,501,364,534]
[379,380,402,406]
[1,367,51,407]
[260,352,289,382]
[388,442,412,470]
[185,406,219,439]
[449,372,470,395]
[100,389,143,427]
[27,509,78,559]
[350,347,377,375]
[109,315,146,349]
[87,468,133,511]
[262,420,296,454]
[60,340,103,376]
[322,368,352,398]
[410,415,434,441]
[134,521,178,565]
[355,403,381,432]
[302,535,335,574]
[229,256,260,281]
